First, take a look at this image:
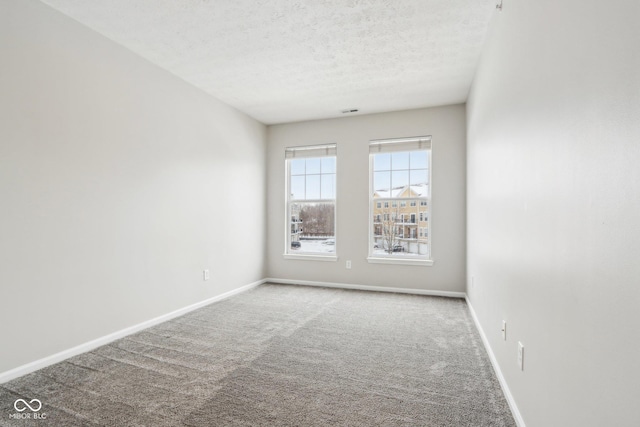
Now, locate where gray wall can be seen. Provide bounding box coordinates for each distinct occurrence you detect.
[267,106,466,292]
[0,0,266,374]
[467,1,640,425]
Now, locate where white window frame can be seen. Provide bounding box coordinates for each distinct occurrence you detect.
[284,144,337,261]
[367,136,433,266]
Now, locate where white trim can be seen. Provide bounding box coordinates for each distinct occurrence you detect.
[367,256,434,266]
[282,254,338,262]
[284,158,291,254]
[265,278,464,298]
[368,152,374,255]
[466,296,526,427]
[0,279,266,384]
[368,141,433,262]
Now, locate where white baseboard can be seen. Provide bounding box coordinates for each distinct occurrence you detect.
[0,279,266,384]
[265,277,465,299]
[465,296,526,427]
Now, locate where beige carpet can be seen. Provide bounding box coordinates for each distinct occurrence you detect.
[1,283,515,426]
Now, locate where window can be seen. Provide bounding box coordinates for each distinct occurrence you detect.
[285,144,337,258]
[369,136,432,265]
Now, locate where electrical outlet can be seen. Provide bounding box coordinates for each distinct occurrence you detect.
[518,342,524,370]
[502,321,507,340]
[203,269,210,281]
[346,260,352,269]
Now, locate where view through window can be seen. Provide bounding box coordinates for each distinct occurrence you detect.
[286,144,336,256]
[369,137,431,261]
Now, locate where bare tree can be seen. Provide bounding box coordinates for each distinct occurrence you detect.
[300,203,335,236]
[378,204,402,254]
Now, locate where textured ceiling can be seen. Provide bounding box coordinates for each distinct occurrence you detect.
[40,0,496,124]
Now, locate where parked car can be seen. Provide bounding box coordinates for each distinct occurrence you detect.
[373,243,404,252]
[291,241,301,249]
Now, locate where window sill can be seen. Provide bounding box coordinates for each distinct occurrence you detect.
[283,254,338,262]
[367,257,434,267]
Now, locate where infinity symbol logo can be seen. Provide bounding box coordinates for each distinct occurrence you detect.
[14,399,42,412]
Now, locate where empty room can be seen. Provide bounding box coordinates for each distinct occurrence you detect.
[1,0,638,426]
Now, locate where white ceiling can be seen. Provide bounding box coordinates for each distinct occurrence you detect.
[40,0,496,124]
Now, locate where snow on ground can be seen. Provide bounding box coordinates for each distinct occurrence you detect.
[291,239,427,257]
[372,248,425,257]
[291,239,335,253]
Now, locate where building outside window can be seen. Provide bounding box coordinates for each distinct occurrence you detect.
[369,136,432,264]
[285,144,337,257]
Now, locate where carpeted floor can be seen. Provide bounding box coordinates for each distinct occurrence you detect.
[1,283,515,426]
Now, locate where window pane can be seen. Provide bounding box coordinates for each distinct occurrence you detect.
[321,157,336,174]
[291,175,305,200]
[287,152,337,256]
[410,151,428,169]
[392,170,409,192]
[373,153,391,171]
[291,158,305,175]
[373,171,391,195]
[321,174,335,199]
[290,202,303,249]
[306,175,321,199]
[410,169,428,186]
[371,197,427,257]
[391,151,409,170]
[369,141,431,261]
[306,158,321,174]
